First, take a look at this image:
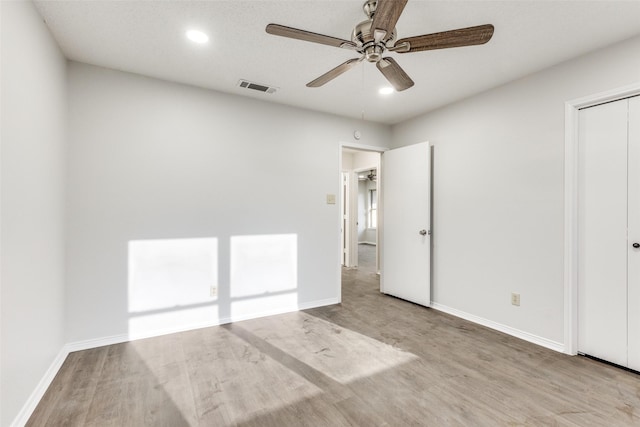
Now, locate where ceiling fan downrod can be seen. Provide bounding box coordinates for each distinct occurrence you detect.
[363,0,378,18]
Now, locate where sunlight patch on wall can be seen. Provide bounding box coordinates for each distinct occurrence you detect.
[230,234,298,318]
[128,237,218,339]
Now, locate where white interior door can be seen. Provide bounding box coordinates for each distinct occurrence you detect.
[578,96,640,369]
[381,142,431,306]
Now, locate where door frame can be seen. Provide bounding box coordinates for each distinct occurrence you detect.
[564,82,640,355]
[338,142,388,291]
[340,171,350,267]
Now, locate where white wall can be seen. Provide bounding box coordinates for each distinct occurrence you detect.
[392,35,640,346]
[0,1,68,425]
[341,152,354,170]
[351,151,380,171]
[66,62,391,343]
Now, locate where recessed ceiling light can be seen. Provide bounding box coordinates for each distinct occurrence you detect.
[186,30,209,44]
[379,87,394,95]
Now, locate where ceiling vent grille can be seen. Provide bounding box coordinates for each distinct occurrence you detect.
[237,79,277,94]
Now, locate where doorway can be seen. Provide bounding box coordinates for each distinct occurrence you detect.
[341,148,381,273]
[339,141,432,307]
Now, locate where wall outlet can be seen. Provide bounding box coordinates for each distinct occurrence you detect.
[210,286,217,297]
[511,292,520,306]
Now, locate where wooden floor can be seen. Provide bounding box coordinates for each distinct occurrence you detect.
[29,250,640,426]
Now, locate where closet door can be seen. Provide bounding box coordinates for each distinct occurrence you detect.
[577,99,629,366]
[628,96,640,371]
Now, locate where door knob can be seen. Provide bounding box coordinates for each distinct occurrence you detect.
[419,229,428,236]
[634,243,640,249]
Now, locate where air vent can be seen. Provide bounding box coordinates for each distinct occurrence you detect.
[237,79,277,94]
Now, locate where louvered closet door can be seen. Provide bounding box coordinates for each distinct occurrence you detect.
[578,95,640,370]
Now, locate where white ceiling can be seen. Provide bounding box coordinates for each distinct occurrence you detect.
[35,0,640,125]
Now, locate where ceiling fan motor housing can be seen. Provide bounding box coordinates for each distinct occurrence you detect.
[352,19,397,62]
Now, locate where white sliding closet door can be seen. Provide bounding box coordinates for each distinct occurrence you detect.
[578,95,640,370]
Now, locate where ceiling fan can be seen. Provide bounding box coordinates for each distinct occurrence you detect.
[266,0,494,92]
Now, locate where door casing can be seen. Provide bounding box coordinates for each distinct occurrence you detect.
[339,143,387,289]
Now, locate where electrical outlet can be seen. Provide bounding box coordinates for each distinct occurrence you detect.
[210,286,217,297]
[511,292,520,306]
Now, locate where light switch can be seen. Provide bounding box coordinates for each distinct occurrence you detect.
[326,194,336,204]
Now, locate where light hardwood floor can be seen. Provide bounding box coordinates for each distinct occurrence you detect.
[28,256,640,426]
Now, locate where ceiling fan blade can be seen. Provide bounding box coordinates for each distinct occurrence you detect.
[376,57,414,91]
[370,0,408,42]
[393,24,494,53]
[266,24,358,50]
[307,58,363,87]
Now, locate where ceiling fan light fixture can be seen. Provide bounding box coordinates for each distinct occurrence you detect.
[186,30,209,44]
[379,86,394,95]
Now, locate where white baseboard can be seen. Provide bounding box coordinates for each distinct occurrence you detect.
[431,302,565,353]
[11,296,340,426]
[298,297,340,310]
[65,333,130,353]
[68,297,342,347]
[11,347,69,427]
[211,298,340,326]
